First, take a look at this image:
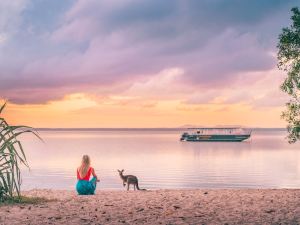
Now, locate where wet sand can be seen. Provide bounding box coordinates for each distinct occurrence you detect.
[1,189,300,225]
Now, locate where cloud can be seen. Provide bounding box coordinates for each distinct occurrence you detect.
[253,90,289,108]
[0,0,28,34]
[0,34,7,44]
[0,0,297,104]
[126,68,184,98]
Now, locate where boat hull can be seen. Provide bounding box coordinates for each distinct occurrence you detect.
[180,134,250,142]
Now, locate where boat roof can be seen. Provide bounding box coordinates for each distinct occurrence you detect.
[187,127,244,130]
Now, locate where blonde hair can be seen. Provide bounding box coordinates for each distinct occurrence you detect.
[79,155,91,178]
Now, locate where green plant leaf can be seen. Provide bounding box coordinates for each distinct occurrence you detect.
[0,102,6,114]
[0,102,42,200]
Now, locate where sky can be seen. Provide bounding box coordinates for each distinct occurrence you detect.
[0,0,298,128]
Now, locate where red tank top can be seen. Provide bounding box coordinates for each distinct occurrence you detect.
[77,167,92,181]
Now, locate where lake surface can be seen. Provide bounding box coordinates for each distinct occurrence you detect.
[20,129,300,190]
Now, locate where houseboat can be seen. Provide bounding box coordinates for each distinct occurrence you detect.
[180,127,251,142]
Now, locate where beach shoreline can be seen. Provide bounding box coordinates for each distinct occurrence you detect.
[1,189,300,224]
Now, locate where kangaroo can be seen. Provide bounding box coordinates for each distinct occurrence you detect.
[117,169,146,191]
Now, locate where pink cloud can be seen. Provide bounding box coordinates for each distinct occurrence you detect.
[0,0,291,107]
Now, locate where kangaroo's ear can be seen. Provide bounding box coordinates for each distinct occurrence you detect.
[121,169,124,172]
[117,169,120,172]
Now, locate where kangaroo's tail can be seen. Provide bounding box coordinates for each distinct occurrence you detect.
[136,180,146,191]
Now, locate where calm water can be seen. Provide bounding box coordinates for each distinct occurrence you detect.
[19,129,300,190]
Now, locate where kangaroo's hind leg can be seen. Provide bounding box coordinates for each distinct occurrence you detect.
[134,184,136,191]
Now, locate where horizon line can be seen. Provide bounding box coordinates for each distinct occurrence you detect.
[35,127,286,130]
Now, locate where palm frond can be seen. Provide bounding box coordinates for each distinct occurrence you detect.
[0,102,41,201]
[0,102,6,114]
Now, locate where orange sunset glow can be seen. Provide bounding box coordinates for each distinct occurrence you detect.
[0,1,294,128]
[4,69,286,128]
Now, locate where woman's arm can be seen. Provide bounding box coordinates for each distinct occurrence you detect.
[91,168,100,182]
[76,167,80,180]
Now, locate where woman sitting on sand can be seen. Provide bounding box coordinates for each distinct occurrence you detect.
[76,155,99,195]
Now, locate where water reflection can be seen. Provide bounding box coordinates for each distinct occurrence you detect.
[19,129,300,190]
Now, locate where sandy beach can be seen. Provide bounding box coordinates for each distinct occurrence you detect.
[1,189,300,225]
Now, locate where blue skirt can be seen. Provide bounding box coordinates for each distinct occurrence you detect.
[76,177,97,195]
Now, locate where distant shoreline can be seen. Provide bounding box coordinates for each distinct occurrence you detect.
[36,127,286,131]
